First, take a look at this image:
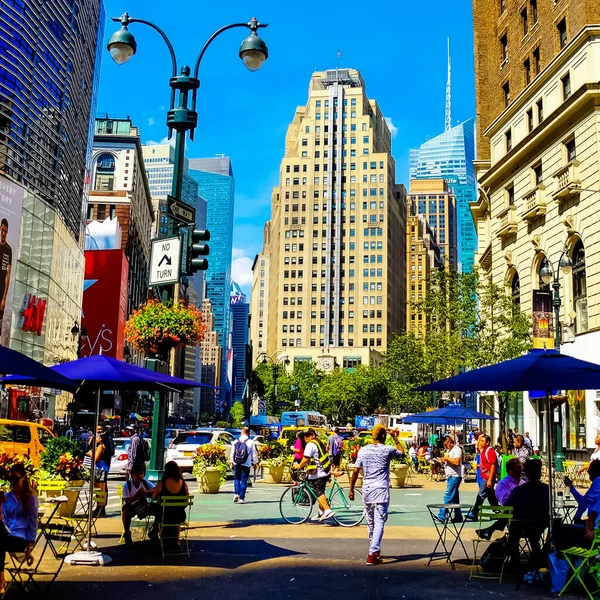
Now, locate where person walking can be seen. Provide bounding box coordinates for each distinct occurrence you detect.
[231,426,258,504]
[437,436,463,522]
[349,424,404,565]
[327,427,344,468]
[467,434,499,521]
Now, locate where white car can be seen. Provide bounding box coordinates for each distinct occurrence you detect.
[166,429,236,472]
[110,437,151,477]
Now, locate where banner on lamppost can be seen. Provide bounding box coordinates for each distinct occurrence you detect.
[0,175,24,346]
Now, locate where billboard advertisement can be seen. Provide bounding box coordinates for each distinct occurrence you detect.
[81,249,129,359]
[0,175,24,346]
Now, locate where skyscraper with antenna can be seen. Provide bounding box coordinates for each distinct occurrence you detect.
[445,38,452,132]
[409,38,478,273]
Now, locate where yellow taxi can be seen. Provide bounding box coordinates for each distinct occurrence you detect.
[0,419,55,465]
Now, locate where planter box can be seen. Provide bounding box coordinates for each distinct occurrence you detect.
[262,464,284,484]
[390,464,409,488]
[197,467,221,494]
[60,489,80,517]
[347,465,363,488]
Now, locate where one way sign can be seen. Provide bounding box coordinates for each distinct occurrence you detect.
[149,236,181,286]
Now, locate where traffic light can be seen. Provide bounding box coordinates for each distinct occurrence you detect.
[188,229,210,273]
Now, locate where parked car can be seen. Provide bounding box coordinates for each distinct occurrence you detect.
[110,437,152,477]
[0,419,54,466]
[166,429,236,472]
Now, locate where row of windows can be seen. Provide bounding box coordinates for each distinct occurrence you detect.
[301,135,370,146]
[285,161,385,174]
[314,98,357,108]
[281,338,382,348]
[285,174,386,186]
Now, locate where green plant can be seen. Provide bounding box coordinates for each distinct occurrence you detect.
[39,436,82,472]
[215,420,229,429]
[0,452,38,488]
[125,299,206,359]
[192,443,229,484]
[257,441,291,467]
[230,402,245,428]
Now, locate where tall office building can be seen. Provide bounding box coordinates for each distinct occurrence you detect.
[250,223,272,355]
[254,69,404,372]
[409,179,458,270]
[230,284,249,403]
[199,296,221,416]
[188,157,235,404]
[471,0,600,448]
[0,0,104,399]
[142,143,200,237]
[409,119,476,272]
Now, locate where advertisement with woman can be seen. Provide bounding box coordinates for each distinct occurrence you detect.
[0,175,23,346]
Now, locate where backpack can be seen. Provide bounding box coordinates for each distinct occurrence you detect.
[332,435,343,456]
[140,437,150,462]
[233,440,249,465]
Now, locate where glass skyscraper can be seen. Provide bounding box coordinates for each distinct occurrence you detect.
[189,157,235,403]
[0,0,105,243]
[409,118,477,273]
[230,284,249,403]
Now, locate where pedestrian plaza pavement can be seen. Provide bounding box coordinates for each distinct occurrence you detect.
[26,476,586,600]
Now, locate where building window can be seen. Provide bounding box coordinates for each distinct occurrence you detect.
[500,0,506,14]
[571,239,588,333]
[524,58,531,85]
[533,47,540,75]
[500,33,508,64]
[94,153,116,191]
[526,108,534,133]
[530,0,537,24]
[511,271,521,308]
[521,8,528,36]
[503,82,510,107]
[565,137,576,162]
[533,162,543,186]
[536,98,543,123]
[506,184,515,206]
[562,73,571,100]
[558,18,567,50]
[505,129,512,152]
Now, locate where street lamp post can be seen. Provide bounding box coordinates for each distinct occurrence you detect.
[540,248,574,471]
[259,353,290,415]
[106,12,269,477]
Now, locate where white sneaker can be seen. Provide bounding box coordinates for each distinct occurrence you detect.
[239,499,245,504]
[233,495,239,503]
[311,511,324,522]
[318,509,335,521]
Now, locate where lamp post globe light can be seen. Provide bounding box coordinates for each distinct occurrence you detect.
[106,12,269,478]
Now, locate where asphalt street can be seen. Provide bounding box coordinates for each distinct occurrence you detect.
[19,477,588,600]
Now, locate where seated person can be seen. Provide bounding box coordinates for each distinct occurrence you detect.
[565,459,600,522]
[121,464,155,547]
[408,444,418,468]
[150,461,189,549]
[505,459,549,568]
[476,457,524,540]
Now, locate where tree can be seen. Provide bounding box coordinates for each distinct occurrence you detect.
[229,402,245,428]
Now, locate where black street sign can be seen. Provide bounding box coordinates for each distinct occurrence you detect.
[167,195,196,225]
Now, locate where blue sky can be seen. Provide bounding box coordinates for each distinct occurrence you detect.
[97,0,476,295]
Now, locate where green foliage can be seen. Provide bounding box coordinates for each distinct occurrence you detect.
[215,420,229,429]
[229,402,245,428]
[257,440,292,467]
[192,443,229,484]
[39,436,83,472]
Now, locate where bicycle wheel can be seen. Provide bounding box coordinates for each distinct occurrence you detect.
[330,486,365,527]
[280,484,314,524]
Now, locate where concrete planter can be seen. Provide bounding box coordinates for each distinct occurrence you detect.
[197,467,221,494]
[59,489,80,517]
[262,463,284,484]
[390,464,409,488]
[347,465,363,487]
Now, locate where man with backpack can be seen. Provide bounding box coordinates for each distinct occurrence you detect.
[467,434,499,520]
[327,427,344,468]
[230,427,258,504]
[127,425,150,478]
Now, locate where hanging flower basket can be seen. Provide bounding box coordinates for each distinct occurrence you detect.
[125,299,206,359]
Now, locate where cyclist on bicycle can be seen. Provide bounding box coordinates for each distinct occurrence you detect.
[293,428,335,522]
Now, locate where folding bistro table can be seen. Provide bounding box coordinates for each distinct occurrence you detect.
[427,503,471,568]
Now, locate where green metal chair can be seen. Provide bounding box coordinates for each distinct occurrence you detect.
[470,505,514,583]
[158,495,194,558]
[559,528,600,600]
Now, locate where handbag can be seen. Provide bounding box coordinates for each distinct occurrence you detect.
[82,455,92,470]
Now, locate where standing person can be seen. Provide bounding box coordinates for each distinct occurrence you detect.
[293,428,334,522]
[523,431,533,451]
[327,427,344,468]
[408,444,418,469]
[0,218,12,340]
[467,434,499,521]
[127,424,149,478]
[291,431,306,482]
[230,426,258,504]
[349,424,404,565]
[512,434,531,470]
[437,436,464,522]
[87,424,112,517]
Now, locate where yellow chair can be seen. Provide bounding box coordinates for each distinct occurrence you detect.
[417,457,431,476]
[157,495,194,558]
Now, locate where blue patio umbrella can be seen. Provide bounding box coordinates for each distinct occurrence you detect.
[0,345,75,389]
[400,414,467,425]
[2,354,208,566]
[404,403,496,422]
[415,349,600,542]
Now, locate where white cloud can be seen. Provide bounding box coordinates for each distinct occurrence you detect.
[385,117,399,138]
[145,135,175,147]
[231,248,254,287]
[148,117,155,126]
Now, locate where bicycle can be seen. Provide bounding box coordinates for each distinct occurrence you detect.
[279,471,365,526]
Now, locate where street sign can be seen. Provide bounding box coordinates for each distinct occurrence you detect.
[167,195,196,225]
[149,236,181,286]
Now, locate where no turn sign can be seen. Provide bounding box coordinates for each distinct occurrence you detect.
[149,236,181,286]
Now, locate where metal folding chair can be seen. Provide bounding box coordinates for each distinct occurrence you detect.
[470,505,514,583]
[158,495,194,558]
[559,528,600,600]
[117,484,154,544]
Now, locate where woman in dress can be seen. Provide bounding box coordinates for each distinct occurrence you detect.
[0,463,38,594]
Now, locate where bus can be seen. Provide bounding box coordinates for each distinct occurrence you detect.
[280,411,327,428]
